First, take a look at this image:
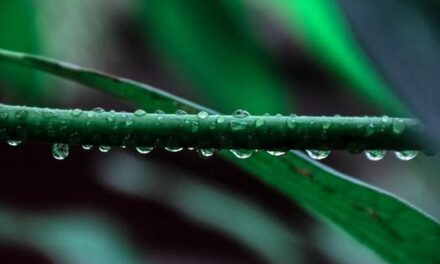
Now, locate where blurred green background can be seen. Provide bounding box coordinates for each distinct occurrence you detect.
[0,0,438,263]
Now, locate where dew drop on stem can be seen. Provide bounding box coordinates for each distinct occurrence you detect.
[82,145,93,150]
[395,150,418,161]
[230,149,254,159]
[197,148,214,158]
[306,150,330,160]
[99,145,111,153]
[267,150,286,157]
[7,140,22,146]
[136,146,153,154]
[52,143,69,160]
[365,150,387,161]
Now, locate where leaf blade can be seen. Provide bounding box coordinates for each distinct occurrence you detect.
[0,48,438,264]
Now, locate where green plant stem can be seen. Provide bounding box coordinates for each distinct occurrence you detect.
[0,104,428,151]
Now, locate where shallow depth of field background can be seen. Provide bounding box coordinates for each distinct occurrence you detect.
[0,1,439,263]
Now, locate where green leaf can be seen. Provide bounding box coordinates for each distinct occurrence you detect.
[0,0,45,103]
[246,0,406,114]
[139,0,291,114]
[0,48,439,264]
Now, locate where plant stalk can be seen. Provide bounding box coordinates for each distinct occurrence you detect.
[0,104,429,152]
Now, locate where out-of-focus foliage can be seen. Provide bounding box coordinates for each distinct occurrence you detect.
[336,0,440,143]
[0,0,45,103]
[0,207,145,264]
[246,0,406,114]
[140,0,292,114]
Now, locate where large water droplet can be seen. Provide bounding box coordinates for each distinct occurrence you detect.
[230,149,254,159]
[267,150,286,157]
[82,145,93,150]
[71,108,82,116]
[381,115,390,124]
[394,150,418,161]
[99,145,111,153]
[136,146,153,154]
[230,120,248,131]
[134,109,146,117]
[197,111,209,119]
[232,109,250,118]
[197,148,214,158]
[392,119,405,134]
[165,146,183,153]
[306,150,330,160]
[365,150,387,161]
[7,140,22,146]
[52,143,69,160]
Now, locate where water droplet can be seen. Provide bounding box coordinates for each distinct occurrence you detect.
[232,109,250,118]
[175,110,187,115]
[255,118,265,128]
[99,145,111,153]
[7,140,22,146]
[136,146,153,154]
[365,123,375,136]
[197,148,214,158]
[88,107,104,117]
[125,117,134,127]
[267,150,286,157]
[365,150,387,161]
[286,114,296,129]
[395,150,418,161]
[216,116,226,124]
[191,121,199,132]
[322,122,331,130]
[230,149,253,159]
[134,109,146,117]
[0,112,8,120]
[230,120,248,131]
[197,111,209,119]
[15,110,27,119]
[208,121,216,130]
[165,146,183,153]
[306,150,330,160]
[93,107,105,113]
[155,110,165,114]
[82,145,93,150]
[52,143,69,160]
[382,115,391,123]
[392,119,405,134]
[71,108,82,116]
[43,109,56,118]
[106,111,116,122]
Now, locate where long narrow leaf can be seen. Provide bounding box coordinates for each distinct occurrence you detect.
[0,49,438,264]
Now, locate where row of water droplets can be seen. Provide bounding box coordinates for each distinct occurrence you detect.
[4,108,418,161]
